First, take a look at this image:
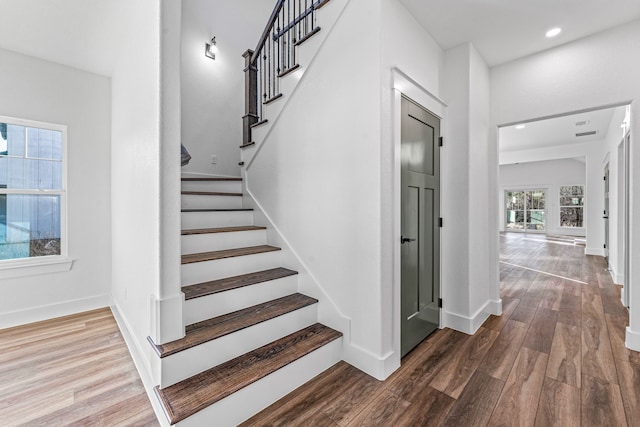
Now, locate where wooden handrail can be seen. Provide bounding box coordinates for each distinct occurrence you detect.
[242,0,328,145]
[251,0,285,65]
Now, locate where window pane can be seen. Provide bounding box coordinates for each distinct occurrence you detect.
[0,124,26,157]
[561,207,584,227]
[27,127,62,160]
[1,122,62,190]
[0,194,61,260]
[527,210,546,230]
[506,210,524,229]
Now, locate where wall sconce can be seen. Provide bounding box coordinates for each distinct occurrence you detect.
[205,37,217,60]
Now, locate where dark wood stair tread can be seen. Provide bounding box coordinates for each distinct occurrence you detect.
[182,245,280,265]
[181,208,253,213]
[181,177,242,182]
[182,268,298,300]
[149,293,316,358]
[181,226,266,236]
[154,323,342,424]
[181,191,242,197]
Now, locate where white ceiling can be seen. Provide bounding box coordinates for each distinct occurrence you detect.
[399,0,640,66]
[0,0,127,77]
[499,107,620,153]
[2,1,640,77]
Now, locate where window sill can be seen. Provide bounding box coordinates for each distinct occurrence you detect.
[0,257,74,280]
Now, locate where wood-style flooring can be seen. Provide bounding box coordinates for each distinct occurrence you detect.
[243,232,640,426]
[0,308,158,427]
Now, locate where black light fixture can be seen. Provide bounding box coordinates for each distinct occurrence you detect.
[205,37,217,60]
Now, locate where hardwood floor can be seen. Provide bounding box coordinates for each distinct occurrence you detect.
[243,232,640,426]
[0,308,158,427]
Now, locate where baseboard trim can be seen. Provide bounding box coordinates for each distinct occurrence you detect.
[625,326,640,352]
[585,247,606,256]
[110,298,168,427]
[342,341,397,381]
[0,294,109,329]
[443,299,496,335]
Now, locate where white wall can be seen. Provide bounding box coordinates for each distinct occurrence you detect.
[110,0,162,379]
[246,0,386,376]
[181,0,274,177]
[602,106,628,284]
[490,19,640,350]
[499,158,586,236]
[440,43,497,333]
[380,0,446,377]
[0,48,112,327]
[500,141,607,255]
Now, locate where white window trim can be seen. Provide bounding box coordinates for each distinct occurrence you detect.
[559,184,585,229]
[0,115,71,278]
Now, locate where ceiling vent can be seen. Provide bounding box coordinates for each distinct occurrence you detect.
[575,120,590,127]
[576,130,598,137]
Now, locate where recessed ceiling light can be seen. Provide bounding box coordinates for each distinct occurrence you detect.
[515,124,526,129]
[546,28,562,38]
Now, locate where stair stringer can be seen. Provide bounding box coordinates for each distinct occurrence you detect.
[241,189,394,380]
[241,0,351,166]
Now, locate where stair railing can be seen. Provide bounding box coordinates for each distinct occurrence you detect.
[242,0,328,146]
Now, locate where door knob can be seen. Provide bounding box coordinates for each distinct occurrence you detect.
[401,236,416,244]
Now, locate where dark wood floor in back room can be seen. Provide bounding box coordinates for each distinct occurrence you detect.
[243,232,640,426]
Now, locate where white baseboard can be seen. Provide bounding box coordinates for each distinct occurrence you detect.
[626,326,640,352]
[180,171,240,179]
[443,299,496,335]
[110,298,168,427]
[342,340,397,381]
[585,247,606,256]
[0,294,110,329]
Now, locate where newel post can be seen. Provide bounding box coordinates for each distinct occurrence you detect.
[242,49,258,145]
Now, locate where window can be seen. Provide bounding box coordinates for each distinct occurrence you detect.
[560,185,584,228]
[0,116,66,263]
[505,189,546,231]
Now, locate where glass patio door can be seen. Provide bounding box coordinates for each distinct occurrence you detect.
[506,189,546,231]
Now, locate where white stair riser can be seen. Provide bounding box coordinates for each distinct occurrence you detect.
[184,275,298,325]
[181,181,242,193]
[181,251,281,285]
[173,338,342,427]
[181,229,267,255]
[181,195,243,210]
[181,211,254,229]
[159,304,318,388]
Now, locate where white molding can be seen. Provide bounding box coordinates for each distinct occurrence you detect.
[486,299,503,316]
[342,339,397,381]
[626,326,640,352]
[150,292,185,345]
[585,247,606,256]
[180,172,241,179]
[443,300,494,335]
[0,257,73,280]
[110,299,168,427]
[0,293,108,329]
[391,68,448,116]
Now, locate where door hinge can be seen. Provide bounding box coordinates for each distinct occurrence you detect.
[604,243,607,249]
[438,298,443,308]
[439,136,443,147]
[438,218,443,227]
[604,176,607,181]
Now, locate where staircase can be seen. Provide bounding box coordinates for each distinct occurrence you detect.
[149,177,342,426]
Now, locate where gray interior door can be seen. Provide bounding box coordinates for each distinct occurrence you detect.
[604,163,610,265]
[400,95,440,357]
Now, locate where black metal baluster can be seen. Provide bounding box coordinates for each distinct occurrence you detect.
[288,0,292,69]
[304,0,309,36]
